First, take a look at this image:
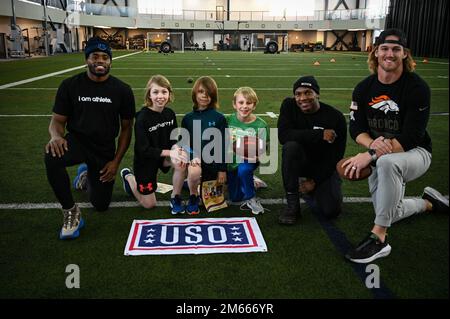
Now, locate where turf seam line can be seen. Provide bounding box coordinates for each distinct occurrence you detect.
[305,197,396,299]
[312,209,397,299]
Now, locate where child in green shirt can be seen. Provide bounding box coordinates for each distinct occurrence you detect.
[226,87,269,215]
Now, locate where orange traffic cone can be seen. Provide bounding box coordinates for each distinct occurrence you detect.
[313,61,320,66]
[330,58,336,63]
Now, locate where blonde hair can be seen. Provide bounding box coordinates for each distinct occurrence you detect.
[191,76,219,109]
[233,87,259,106]
[144,75,174,107]
[367,46,416,74]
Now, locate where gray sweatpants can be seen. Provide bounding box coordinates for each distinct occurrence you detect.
[369,147,432,228]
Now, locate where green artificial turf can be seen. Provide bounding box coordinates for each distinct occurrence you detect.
[0,50,448,299]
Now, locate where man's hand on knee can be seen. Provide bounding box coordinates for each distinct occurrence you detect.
[99,160,119,182]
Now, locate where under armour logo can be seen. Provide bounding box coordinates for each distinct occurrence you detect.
[208,121,216,127]
[139,183,153,193]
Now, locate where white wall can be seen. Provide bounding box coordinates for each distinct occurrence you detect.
[181,0,218,10]
[230,0,270,11]
[193,30,214,49]
[228,0,366,12]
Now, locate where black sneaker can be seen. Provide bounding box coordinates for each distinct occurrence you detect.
[422,187,449,213]
[186,195,200,215]
[170,195,185,215]
[278,193,300,225]
[345,233,392,264]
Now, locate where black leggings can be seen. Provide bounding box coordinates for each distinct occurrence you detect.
[44,134,115,211]
[281,141,342,218]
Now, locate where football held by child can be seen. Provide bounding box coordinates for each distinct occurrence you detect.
[227,87,269,215]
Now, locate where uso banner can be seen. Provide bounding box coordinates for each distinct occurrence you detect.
[124,217,267,255]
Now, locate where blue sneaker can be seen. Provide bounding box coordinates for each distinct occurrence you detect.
[120,168,133,196]
[186,194,200,215]
[73,164,88,191]
[170,195,185,215]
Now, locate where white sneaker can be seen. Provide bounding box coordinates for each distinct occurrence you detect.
[244,197,264,215]
[253,176,267,189]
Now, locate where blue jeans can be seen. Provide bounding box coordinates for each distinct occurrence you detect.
[227,162,258,202]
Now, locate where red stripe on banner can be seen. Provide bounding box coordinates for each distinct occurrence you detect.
[128,222,141,251]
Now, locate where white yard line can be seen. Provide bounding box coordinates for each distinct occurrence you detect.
[108,67,444,71]
[2,195,447,210]
[0,196,429,210]
[2,194,448,210]
[50,74,449,79]
[0,51,142,90]
[266,112,278,118]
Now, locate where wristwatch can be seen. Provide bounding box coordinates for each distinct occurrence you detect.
[368,149,378,163]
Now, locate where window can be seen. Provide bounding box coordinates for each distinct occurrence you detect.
[366,0,389,18]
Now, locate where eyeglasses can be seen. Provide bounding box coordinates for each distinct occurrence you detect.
[294,90,315,98]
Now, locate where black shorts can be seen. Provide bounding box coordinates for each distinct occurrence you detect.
[134,157,171,195]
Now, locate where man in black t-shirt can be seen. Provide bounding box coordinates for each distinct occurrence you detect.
[44,37,135,240]
[342,29,448,263]
[277,76,347,225]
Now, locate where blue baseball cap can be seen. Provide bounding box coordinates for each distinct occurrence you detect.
[84,37,112,59]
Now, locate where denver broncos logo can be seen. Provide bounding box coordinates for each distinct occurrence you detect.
[369,95,399,114]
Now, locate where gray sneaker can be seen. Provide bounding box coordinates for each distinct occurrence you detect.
[60,204,84,240]
[243,197,264,215]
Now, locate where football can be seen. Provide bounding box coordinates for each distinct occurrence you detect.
[232,136,266,159]
[187,77,194,83]
[336,157,372,181]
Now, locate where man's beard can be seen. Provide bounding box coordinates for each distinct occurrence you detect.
[88,63,110,77]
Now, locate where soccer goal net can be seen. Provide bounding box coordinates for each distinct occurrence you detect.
[145,32,185,53]
[250,33,288,53]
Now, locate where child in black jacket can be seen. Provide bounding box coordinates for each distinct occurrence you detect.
[121,75,187,209]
